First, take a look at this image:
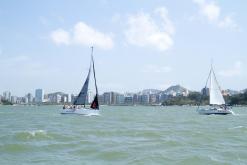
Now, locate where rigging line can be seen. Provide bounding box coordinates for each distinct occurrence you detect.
[197,67,212,111]
[91,46,99,96]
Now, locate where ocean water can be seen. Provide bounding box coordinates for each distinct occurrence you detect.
[0,105,247,165]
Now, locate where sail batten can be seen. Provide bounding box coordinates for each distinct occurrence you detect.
[209,68,225,105]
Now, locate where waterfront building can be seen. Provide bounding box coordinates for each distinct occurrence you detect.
[141,94,149,104]
[149,94,158,104]
[47,92,65,103]
[56,94,62,103]
[116,94,125,105]
[71,94,77,104]
[3,91,11,101]
[98,94,104,105]
[11,96,17,104]
[124,95,133,105]
[26,93,33,103]
[137,95,142,104]
[133,94,138,104]
[201,87,209,96]
[62,95,68,103]
[111,92,117,105]
[35,89,44,103]
[103,92,112,105]
[23,96,28,104]
[67,94,71,103]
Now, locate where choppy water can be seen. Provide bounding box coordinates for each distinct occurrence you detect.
[0,105,247,165]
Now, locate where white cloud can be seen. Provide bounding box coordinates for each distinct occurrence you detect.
[125,7,175,51]
[219,61,242,77]
[51,29,71,45]
[50,22,114,50]
[196,0,220,22]
[193,0,239,31]
[142,64,172,73]
[218,15,239,30]
[73,22,113,49]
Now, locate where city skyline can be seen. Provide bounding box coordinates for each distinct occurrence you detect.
[1,84,245,106]
[1,83,245,101]
[0,0,246,96]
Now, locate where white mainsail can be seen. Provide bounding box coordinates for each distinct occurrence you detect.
[209,68,225,105]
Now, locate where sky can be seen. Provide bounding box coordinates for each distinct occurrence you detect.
[0,0,246,96]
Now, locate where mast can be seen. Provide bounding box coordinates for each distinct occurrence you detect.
[91,46,98,96]
[90,46,99,109]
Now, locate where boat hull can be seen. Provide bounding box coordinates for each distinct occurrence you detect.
[61,108,99,115]
[197,107,232,115]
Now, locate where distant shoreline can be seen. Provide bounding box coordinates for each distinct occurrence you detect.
[1,104,247,107]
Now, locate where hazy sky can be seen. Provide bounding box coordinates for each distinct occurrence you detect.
[0,0,246,96]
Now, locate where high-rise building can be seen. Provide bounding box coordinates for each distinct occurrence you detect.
[67,94,71,103]
[23,96,28,104]
[11,96,17,104]
[124,95,133,105]
[149,94,157,104]
[201,87,209,96]
[110,92,117,105]
[62,95,68,103]
[116,94,125,105]
[56,94,62,103]
[26,93,33,103]
[98,95,104,105]
[35,89,44,103]
[103,92,112,105]
[140,94,149,104]
[71,94,77,104]
[3,91,11,101]
[133,94,138,104]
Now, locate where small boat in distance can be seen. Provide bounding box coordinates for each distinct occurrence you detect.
[197,64,233,115]
[61,46,99,115]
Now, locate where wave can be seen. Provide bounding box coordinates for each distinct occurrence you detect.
[230,110,240,116]
[229,126,246,130]
[84,113,101,117]
[15,130,52,140]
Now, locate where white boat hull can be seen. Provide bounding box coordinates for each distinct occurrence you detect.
[197,107,232,115]
[61,108,99,115]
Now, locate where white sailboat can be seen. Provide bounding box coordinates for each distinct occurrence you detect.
[61,47,99,115]
[197,65,232,115]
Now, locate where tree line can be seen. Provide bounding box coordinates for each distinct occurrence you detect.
[162,91,247,106]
